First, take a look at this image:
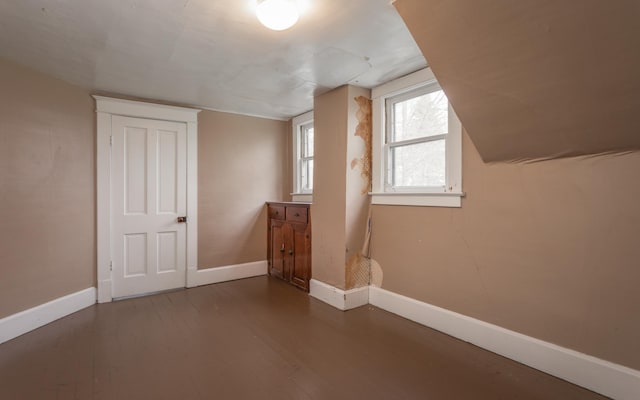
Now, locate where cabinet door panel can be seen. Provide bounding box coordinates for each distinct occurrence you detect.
[270,220,286,279]
[290,222,310,291]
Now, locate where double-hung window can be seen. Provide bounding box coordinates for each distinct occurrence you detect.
[386,83,448,189]
[291,111,314,202]
[372,67,463,207]
[299,121,314,192]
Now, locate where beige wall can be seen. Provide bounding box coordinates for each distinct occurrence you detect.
[344,87,372,289]
[198,111,288,268]
[370,131,640,370]
[312,85,372,289]
[312,86,349,288]
[394,0,640,162]
[0,59,96,318]
[0,58,290,318]
[285,119,293,201]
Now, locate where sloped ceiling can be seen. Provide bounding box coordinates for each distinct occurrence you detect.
[0,0,425,120]
[394,0,640,162]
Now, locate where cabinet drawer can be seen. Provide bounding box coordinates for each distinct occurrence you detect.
[286,206,308,223]
[269,205,285,220]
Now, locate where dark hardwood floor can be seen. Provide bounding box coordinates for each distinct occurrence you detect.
[0,276,608,399]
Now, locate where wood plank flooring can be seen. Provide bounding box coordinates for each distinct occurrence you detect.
[0,276,608,399]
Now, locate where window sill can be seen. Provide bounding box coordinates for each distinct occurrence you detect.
[370,192,464,208]
[291,193,313,202]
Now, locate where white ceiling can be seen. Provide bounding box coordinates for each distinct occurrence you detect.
[0,0,426,120]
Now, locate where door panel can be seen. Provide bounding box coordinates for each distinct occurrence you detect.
[157,231,178,273]
[290,222,310,291]
[157,130,178,214]
[124,126,147,215]
[270,220,286,279]
[124,233,147,277]
[112,116,187,298]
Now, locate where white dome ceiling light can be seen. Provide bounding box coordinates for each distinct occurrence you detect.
[256,0,300,31]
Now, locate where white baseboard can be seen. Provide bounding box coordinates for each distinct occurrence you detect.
[309,279,369,311]
[344,285,370,310]
[0,288,96,345]
[369,286,640,400]
[97,279,112,303]
[186,267,198,289]
[195,260,268,287]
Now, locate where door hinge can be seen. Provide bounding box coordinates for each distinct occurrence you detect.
[109,135,113,146]
[109,261,113,271]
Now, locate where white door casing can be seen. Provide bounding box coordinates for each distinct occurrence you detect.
[95,96,200,302]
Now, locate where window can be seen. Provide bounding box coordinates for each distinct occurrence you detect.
[299,122,314,192]
[291,111,314,201]
[371,68,463,207]
[386,83,448,189]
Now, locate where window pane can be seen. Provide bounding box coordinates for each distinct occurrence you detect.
[302,125,314,157]
[393,90,448,142]
[301,159,314,191]
[391,140,445,187]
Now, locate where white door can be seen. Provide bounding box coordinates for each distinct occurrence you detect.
[111,115,187,298]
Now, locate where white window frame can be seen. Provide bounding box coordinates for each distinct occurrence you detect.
[291,110,314,202]
[371,68,463,207]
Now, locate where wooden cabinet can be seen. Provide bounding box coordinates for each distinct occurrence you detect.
[267,202,311,292]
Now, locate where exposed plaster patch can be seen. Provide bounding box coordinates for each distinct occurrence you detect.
[346,253,370,289]
[370,259,383,287]
[345,255,383,289]
[345,205,383,290]
[350,95,372,195]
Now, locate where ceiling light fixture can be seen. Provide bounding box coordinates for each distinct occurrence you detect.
[256,0,300,31]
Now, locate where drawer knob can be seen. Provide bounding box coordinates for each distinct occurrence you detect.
[295,213,300,217]
[275,211,279,215]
